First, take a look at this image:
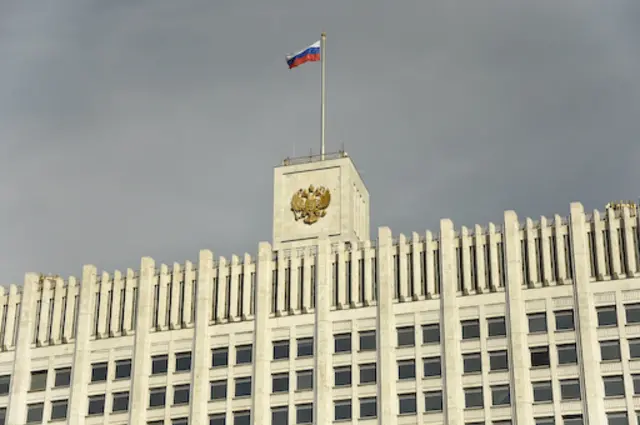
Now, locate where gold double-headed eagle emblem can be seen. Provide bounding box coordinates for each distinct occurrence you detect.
[290,185,331,225]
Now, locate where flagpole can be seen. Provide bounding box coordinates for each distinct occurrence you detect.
[320,32,326,161]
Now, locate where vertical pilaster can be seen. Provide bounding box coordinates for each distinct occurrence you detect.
[190,250,214,423]
[314,238,333,425]
[377,227,398,424]
[440,219,464,425]
[569,203,607,424]
[252,242,273,424]
[67,265,97,425]
[503,211,534,424]
[128,257,155,425]
[6,273,39,425]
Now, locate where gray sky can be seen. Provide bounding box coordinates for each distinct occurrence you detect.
[1,1,639,284]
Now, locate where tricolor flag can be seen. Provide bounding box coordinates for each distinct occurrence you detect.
[285,41,321,69]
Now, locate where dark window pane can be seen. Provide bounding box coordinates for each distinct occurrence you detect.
[359,364,376,384]
[601,341,622,361]
[54,368,71,388]
[149,387,166,407]
[625,304,640,324]
[211,380,227,400]
[597,306,618,327]
[297,338,313,358]
[210,413,226,425]
[112,392,129,412]
[560,379,581,400]
[91,363,108,382]
[491,385,510,406]
[463,353,482,373]
[398,360,415,380]
[175,352,191,372]
[422,324,440,344]
[152,355,168,375]
[359,397,377,418]
[26,403,44,424]
[235,377,251,397]
[398,393,416,414]
[212,348,229,367]
[88,395,105,415]
[272,373,289,393]
[397,326,415,347]
[461,320,480,340]
[489,351,508,371]
[424,391,443,412]
[272,406,288,425]
[236,345,252,365]
[30,370,47,391]
[603,376,625,397]
[531,347,550,367]
[334,400,351,421]
[488,317,506,337]
[464,387,483,408]
[334,333,352,353]
[115,359,131,379]
[233,410,250,425]
[334,366,351,387]
[528,313,547,333]
[296,370,313,390]
[423,357,441,377]
[173,384,190,405]
[50,399,68,420]
[533,381,553,402]
[359,331,376,351]
[555,310,574,331]
[273,340,290,360]
[557,344,578,364]
[296,404,312,424]
[0,375,9,395]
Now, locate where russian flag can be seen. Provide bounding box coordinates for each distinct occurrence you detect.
[285,41,321,69]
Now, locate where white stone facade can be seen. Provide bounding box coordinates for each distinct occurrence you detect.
[0,157,639,425]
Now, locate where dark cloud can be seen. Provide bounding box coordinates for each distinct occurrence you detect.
[1,0,639,283]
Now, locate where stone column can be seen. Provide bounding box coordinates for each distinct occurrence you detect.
[190,250,214,423]
[439,219,464,425]
[503,211,534,424]
[252,242,273,424]
[377,227,398,424]
[128,257,155,424]
[569,203,607,424]
[67,266,98,425]
[6,273,39,425]
[314,238,333,425]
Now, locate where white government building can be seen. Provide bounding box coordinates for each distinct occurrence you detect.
[0,152,639,425]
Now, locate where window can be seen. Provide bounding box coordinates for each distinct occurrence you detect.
[50,399,68,420]
[359,363,376,384]
[91,362,108,382]
[629,339,640,358]
[461,319,480,340]
[332,366,351,387]
[212,347,229,367]
[149,387,166,408]
[424,390,443,412]
[603,375,625,397]
[272,406,288,425]
[397,326,415,347]
[625,303,640,324]
[398,393,417,414]
[0,375,9,395]
[601,340,621,361]
[334,400,351,421]
[112,391,129,412]
[272,373,289,393]
[422,323,440,344]
[151,355,168,375]
[172,419,188,425]
[359,330,376,351]
[334,333,352,353]
[560,379,581,400]
[488,316,507,337]
[423,357,441,377]
[359,397,377,418]
[528,312,547,333]
[557,344,578,364]
[530,346,550,367]
[115,359,131,379]
[607,412,628,425]
[534,417,555,425]
[54,367,71,387]
[233,410,250,425]
[173,384,190,405]
[296,403,312,424]
[563,415,583,425]
[211,379,227,400]
[491,385,510,406]
[489,351,508,371]
[175,352,192,372]
[88,394,105,415]
[236,344,252,364]
[210,413,226,425]
[555,310,574,331]
[398,359,416,380]
[465,387,483,408]
[493,422,512,425]
[273,340,290,360]
[30,370,47,391]
[532,381,553,403]
[0,407,5,425]
[463,353,482,373]
[597,306,618,327]
[26,403,43,424]
[235,377,251,397]
[296,370,313,390]
[297,338,313,357]
[633,374,640,394]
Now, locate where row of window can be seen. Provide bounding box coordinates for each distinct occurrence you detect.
[530,338,640,368]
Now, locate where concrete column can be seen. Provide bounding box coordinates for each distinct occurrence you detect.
[67,265,98,425]
[377,227,398,424]
[503,211,534,424]
[128,257,155,424]
[439,219,464,425]
[252,242,273,424]
[314,238,333,425]
[6,273,39,425]
[569,203,607,425]
[190,250,214,423]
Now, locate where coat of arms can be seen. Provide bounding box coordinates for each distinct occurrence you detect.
[290,185,332,225]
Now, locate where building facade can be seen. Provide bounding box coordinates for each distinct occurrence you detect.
[0,153,638,425]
